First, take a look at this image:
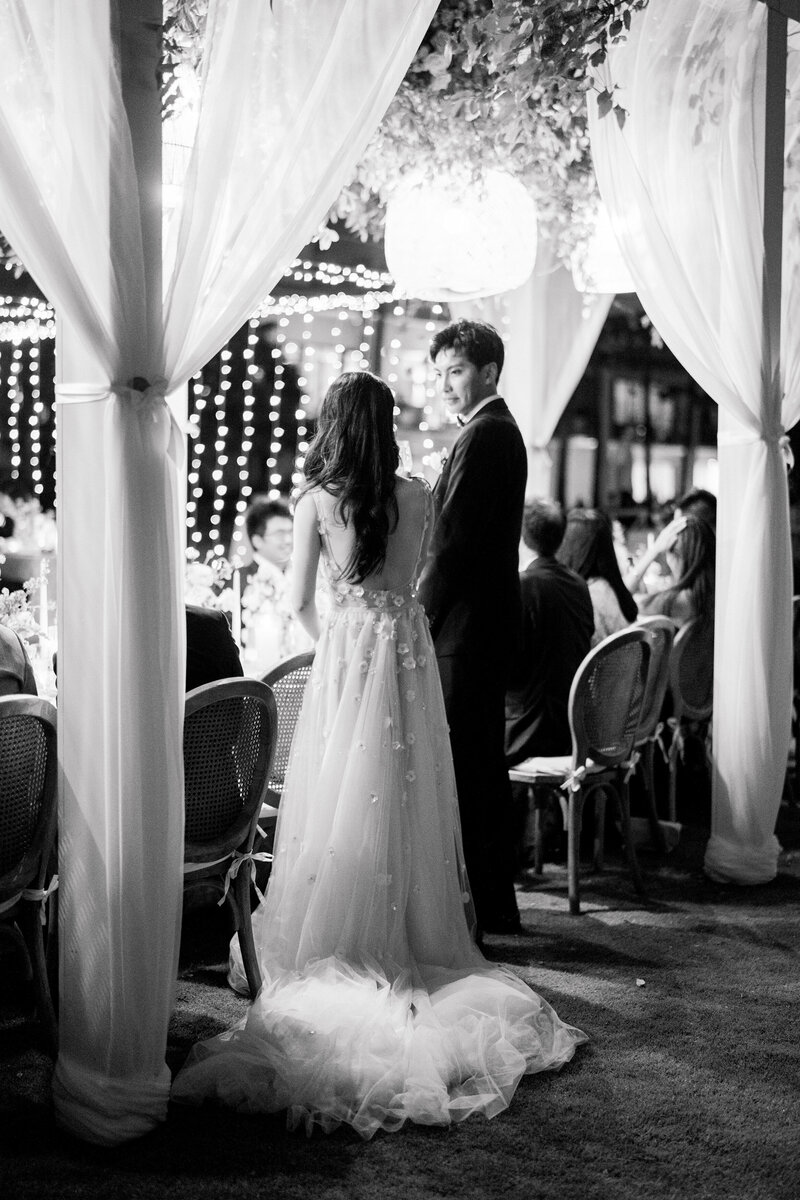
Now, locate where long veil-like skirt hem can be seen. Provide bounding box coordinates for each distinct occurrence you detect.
[171,953,587,1140]
[172,589,588,1138]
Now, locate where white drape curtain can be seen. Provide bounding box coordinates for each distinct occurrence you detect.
[451,246,611,496]
[0,0,437,1144]
[588,0,800,882]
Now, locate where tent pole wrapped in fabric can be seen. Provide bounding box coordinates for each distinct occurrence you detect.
[588,0,800,884]
[0,0,438,1145]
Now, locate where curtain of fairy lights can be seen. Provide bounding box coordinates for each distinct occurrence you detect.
[0,294,56,507]
[0,263,455,552]
[186,257,396,559]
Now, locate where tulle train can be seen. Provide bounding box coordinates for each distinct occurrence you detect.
[172,954,586,1138]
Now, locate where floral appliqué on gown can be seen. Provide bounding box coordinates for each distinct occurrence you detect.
[172,478,587,1138]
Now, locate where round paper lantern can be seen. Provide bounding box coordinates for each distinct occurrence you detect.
[384,170,538,301]
[572,202,636,294]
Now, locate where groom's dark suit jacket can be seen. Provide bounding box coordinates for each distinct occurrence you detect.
[419,397,527,669]
[418,397,527,929]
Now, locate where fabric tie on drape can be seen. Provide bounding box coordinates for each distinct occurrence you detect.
[588,0,800,883]
[451,244,611,496]
[0,0,438,1144]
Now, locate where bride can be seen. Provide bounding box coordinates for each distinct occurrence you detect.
[171,370,586,1138]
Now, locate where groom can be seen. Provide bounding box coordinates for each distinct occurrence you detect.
[419,319,527,937]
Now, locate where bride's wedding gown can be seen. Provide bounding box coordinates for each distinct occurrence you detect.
[172,478,586,1137]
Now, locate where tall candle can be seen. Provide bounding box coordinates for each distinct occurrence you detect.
[231,567,242,648]
[39,573,48,632]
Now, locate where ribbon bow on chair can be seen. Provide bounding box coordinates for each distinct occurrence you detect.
[622,750,641,784]
[651,720,669,764]
[666,716,685,765]
[23,875,59,925]
[560,764,589,794]
[219,843,273,907]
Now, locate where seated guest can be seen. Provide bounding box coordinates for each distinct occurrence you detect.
[630,515,716,827]
[506,501,594,763]
[674,487,716,529]
[0,624,37,695]
[186,604,244,691]
[632,515,715,628]
[556,508,639,644]
[505,500,594,766]
[238,497,312,676]
[506,502,595,869]
[55,607,243,693]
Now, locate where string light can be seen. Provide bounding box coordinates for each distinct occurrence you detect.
[229,318,260,563]
[186,373,205,546]
[28,343,42,496]
[207,364,229,548]
[8,346,21,481]
[0,295,55,343]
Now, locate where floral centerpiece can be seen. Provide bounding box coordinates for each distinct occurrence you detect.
[184,547,234,613]
[0,575,44,641]
[0,494,57,554]
[0,565,56,697]
[0,497,56,690]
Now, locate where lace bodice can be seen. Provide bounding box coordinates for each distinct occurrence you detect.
[312,477,432,614]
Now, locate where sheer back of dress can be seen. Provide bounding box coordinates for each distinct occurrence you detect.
[313,475,431,595]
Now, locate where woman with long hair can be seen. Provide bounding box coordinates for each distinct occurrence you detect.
[632,515,715,627]
[556,508,639,643]
[173,371,585,1137]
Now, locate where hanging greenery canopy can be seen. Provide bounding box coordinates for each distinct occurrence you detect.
[0,1,647,278]
[327,0,649,266]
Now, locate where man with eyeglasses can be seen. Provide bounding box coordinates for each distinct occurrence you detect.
[238,497,312,676]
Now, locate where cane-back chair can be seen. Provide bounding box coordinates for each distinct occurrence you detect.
[183,677,277,998]
[633,616,677,851]
[0,695,58,1053]
[260,650,315,812]
[667,618,714,822]
[509,626,651,914]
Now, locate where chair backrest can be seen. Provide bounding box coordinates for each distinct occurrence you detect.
[0,695,58,899]
[183,677,277,862]
[260,651,315,801]
[634,615,677,742]
[670,617,714,723]
[569,626,651,768]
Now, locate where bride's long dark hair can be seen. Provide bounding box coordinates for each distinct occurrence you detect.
[302,371,400,582]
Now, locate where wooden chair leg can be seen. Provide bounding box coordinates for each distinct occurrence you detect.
[557,791,568,834]
[668,740,679,824]
[567,791,583,915]
[642,742,668,855]
[21,901,57,1055]
[617,783,647,897]
[592,787,606,871]
[531,789,545,874]
[45,887,59,1016]
[232,866,262,999]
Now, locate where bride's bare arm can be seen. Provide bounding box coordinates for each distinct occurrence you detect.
[291,492,322,642]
